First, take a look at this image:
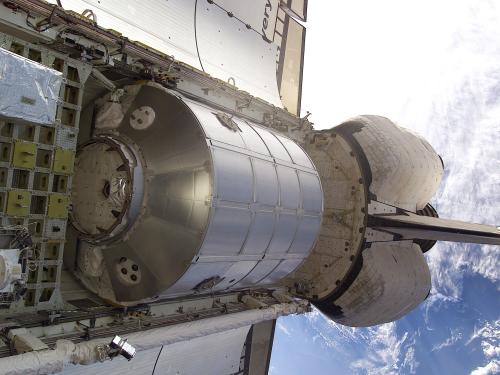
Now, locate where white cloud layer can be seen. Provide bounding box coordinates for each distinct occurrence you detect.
[432,328,463,352]
[470,361,500,375]
[349,324,416,375]
[468,319,500,375]
[306,309,421,374]
[276,321,291,337]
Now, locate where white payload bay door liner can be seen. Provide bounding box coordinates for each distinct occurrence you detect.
[195,1,281,106]
[46,0,282,106]
[58,326,251,375]
[47,0,200,68]
[152,325,250,374]
[214,0,279,42]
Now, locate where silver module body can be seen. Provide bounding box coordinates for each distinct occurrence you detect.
[72,83,323,303]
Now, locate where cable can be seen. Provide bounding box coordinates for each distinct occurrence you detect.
[151,345,164,374]
[193,0,205,72]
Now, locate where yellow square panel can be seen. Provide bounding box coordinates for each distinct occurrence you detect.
[48,194,69,218]
[53,149,75,174]
[6,190,31,216]
[12,142,36,169]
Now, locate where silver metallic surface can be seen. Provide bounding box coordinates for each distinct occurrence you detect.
[77,83,322,303]
[0,47,62,124]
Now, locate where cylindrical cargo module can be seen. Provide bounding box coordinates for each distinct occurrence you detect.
[71,82,323,304]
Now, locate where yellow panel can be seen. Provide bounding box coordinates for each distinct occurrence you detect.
[53,149,75,174]
[6,190,31,216]
[47,194,69,218]
[12,142,36,168]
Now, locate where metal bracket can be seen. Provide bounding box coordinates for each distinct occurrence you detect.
[215,112,240,132]
[193,275,223,292]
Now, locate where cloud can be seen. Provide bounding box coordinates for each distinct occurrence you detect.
[416,5,500,310]
[276,321,291,337]
[467,320,500,356]
[432,329,463,352]
[402,347,419,374]
[305,308,360,351]
[349,323,419,375]
[470,360,500,375]
[305,309,420,375]
[468,320,500,374]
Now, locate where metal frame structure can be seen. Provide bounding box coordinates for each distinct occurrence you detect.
[0,31,90,311]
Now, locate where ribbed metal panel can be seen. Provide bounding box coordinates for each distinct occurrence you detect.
[74,83,323,302]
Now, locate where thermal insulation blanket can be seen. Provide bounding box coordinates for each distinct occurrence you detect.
[0,47,62,124]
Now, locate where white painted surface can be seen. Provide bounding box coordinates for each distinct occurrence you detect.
[348,115,443,211]
[59,347,161,375]
[153,326,249,375]
[0,301,309,375]
[58,326,249,375]
[46,0,283,106]
[289,132,366,300]
[47,0,200,68]
[333,241,431,327]
[196,1,282,106]
[215,0,279,41]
